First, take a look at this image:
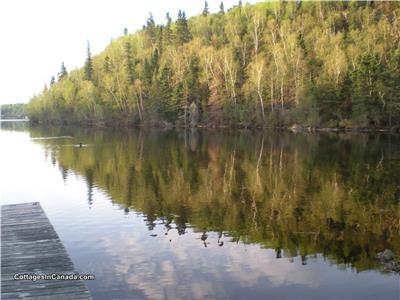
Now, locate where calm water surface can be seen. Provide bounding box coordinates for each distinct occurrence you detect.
[1,122,399,300]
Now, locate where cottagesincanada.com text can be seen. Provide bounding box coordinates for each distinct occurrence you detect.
[13,273,95,281]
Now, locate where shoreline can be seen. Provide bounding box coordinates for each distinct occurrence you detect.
[26,120,400,134]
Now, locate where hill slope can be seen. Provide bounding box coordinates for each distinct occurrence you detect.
[27,1,400,129]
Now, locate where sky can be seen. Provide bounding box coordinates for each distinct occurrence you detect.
[0,0,258,105]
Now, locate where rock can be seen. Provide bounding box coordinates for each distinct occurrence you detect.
[386,261,400,272]
[377,249,395,262]
[290,124,303,133]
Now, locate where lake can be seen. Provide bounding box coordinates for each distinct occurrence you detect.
[1,121,399,300]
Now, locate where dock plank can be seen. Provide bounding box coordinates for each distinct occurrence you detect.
[1,202,92,299]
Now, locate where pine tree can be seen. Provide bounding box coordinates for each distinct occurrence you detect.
[203,1,209,16]
[159,63,175,121]
[164,13,173,45]
[103,56,111,73]
[124,42,135,84]
[84,41,93,81]
[143,58,153,86]
[146,13,156,45]
[383,49,400,127]
[219,2,225,15]
[172,82,185,120]
[159,64,172,100]
[123,27,128,36]
[175,10,191,45]
[150,48,159,75]
[155,25,164,54]
[186,55,201,103]
[50,76,55,86]
[351,53,385,125]
[58,62,67,81]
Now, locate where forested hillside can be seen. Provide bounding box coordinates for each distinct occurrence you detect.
[1,103,27,119]
[27,1,400,129]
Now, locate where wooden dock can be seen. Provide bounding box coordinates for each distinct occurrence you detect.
[1,202,92,299]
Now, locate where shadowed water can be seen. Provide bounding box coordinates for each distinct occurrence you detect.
[1,121,399,300]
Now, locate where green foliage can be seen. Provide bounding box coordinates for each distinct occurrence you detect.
[219,2,225,15]
[27,1,400,128]
[1,103,27,119]
[84,41,93,81]
[175,10,191,45]
[58,62,67,81]
[203,1,209,16]
[50,76,55,86]
[124,41,135,84]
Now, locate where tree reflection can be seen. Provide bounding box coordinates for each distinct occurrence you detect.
[30,126,400,273]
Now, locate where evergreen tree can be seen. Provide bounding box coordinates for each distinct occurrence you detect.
[172,81,185,120]
[159,63,175,121]
[146,13,156,45]
[150,48,159,75]
[186,55,201,103]
[382,49,400,127]
[26,2,400,128]
[84,41,93,81]
[143,58,153,86]
[203,1,209,16]
[175,10,191,45]
[164,13,173,45]
[50,76,55,86]
[351,53,385,125]
[58,62,67,81]
[159,64,172,100]
[103,56,111,73]
[123,27,128,36]
[155,25,164,54]
[219,2,225,15]
[124,42,135,84]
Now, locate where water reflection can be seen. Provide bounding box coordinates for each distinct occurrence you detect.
[3,123,398,299]
[26,126,400,276]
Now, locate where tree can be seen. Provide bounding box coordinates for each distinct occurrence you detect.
[50,76,55,86]
[124,41,135,84]
[150,48,160,75]
[123,27,128,36]
[58,62,67,81]
[159,63,176,121]
[385,49,400,126]
[203,1,209,16]
[103,56,111,73]
[145,13,156,45]
[84,41,93,81]
[219,2,225,15]
[175,10,191,45]
[164,13,173,45]
[143,58,153,86]
[27,2,400,129]
[351,53,386,125]
[171,81,185,121]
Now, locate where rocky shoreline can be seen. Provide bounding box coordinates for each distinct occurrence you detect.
[29,119,400,134]
[376,250,400,273]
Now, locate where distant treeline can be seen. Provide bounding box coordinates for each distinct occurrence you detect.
[28,1,400,129]
[1,103,27,120]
